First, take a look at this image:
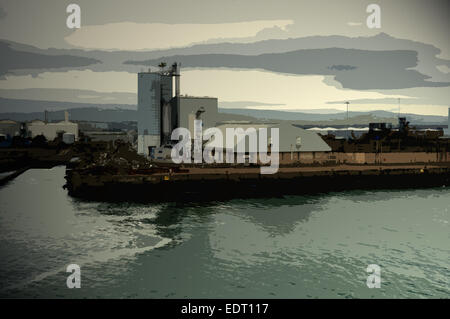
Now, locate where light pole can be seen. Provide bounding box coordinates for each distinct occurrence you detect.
[345,101,350,139]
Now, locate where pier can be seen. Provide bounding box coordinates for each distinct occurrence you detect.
[65,163,450,202]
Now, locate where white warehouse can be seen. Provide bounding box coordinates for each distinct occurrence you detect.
[27,111,78,141]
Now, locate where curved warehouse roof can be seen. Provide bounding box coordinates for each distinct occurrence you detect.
[214,123,331,153]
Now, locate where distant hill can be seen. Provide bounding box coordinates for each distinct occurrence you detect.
[0,104,256,124]
[219,108,448,125]
[0,97,134,114]
[0,101,447,127]
[0,107,137,123]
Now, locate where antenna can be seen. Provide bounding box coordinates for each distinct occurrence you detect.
[345,101,350,121]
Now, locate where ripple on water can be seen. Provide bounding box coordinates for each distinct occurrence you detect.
[0,167,449,298]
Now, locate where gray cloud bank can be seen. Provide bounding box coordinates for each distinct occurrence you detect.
[0,41,100,77]
[125,48,449,90]
[0,7,6,19]
[1,33,449,89]
[0,33,449,110]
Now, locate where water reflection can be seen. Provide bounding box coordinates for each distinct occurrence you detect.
[0,167,171,296]
[0,167,448,298]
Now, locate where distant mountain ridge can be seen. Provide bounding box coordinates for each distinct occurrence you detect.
[0,107,137,123]
[0,102,446,126]
[219,108,448,125]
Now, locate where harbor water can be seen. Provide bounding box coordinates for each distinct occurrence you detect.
[0,166,448,298]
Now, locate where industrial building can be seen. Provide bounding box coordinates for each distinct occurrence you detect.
[137,71,172,153]
[27,111,79,141]
[0,120,22,137]
[136,63,331,162]
[175,96,219,138]
[214,122,332,163]
[137,63,219,157]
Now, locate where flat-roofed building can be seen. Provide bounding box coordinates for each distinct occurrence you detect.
[175,96,219,137]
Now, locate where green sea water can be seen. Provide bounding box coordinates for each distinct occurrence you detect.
[0,166,448,298]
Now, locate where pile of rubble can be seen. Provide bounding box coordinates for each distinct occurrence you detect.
[70,141,153,174]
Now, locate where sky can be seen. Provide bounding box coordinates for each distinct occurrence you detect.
[0,0,449,116]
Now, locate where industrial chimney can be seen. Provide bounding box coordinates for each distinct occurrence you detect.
[64,111,69,122]
[172,62,180,97]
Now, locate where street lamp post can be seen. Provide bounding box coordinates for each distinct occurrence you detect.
[345,101,350,140]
